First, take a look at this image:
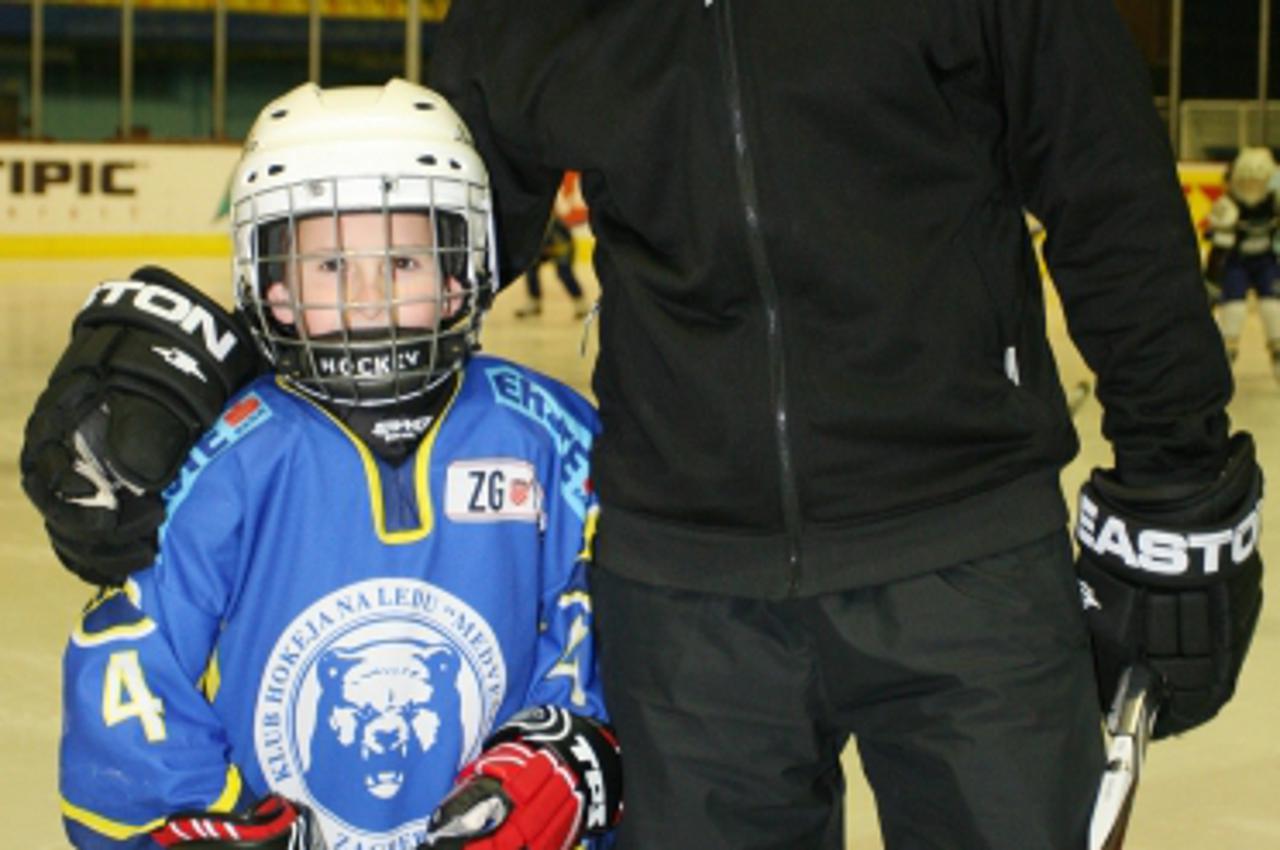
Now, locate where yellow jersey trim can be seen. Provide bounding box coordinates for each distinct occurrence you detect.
[276,374,461,545]
[579,504,600,562]
[198,649,222,703]
[71,581,156,648]
[60,765,242,838]
[210,765,244,813]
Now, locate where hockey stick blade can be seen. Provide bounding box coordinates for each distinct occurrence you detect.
[1089,664,1159,850]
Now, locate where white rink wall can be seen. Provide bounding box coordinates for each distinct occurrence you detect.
[1,142,241,258]
[0,143,1229,253]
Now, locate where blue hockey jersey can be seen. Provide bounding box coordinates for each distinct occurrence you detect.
[60,355,605,850]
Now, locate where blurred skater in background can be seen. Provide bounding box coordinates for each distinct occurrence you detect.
[1204,146,1280,380]
[515,171,592,320]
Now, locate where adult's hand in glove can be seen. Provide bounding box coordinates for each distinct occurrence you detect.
[1075,432,1264,738]
[20,266,259,585]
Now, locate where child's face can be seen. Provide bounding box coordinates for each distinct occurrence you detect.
[266,212,462,336]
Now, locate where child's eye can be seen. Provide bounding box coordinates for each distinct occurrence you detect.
[318,256,345,274]
[391,255,421,272]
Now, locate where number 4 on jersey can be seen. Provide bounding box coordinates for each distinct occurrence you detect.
[102,650,167,742]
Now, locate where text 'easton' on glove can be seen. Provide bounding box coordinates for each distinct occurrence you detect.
[1075,431,1264,738]
[20,266,259,585]
[152,793,326,850]
[423,706,622,850]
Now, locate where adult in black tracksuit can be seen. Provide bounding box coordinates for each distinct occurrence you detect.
[429,2,1244,849]
[20,2,1262,850]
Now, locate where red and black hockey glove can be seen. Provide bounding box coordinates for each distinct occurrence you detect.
[422,706,622,850]
[152,793,325,850]
[1075,431,1264,739]
[20,266,259,585]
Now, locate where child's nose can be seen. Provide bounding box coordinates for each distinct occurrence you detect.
[346,259,391,314]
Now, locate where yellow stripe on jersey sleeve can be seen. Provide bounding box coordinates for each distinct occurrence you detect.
[198,649,223,703]
[578,504,600,562]
[60,765,242,838]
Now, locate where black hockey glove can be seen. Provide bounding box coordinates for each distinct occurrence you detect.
[1075,431,1264,739]
[20,266,260,585]
[152,793,326,850]
[423,706,622,850]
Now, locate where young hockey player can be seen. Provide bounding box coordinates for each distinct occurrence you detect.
[1205,146,1280,380]
[56,80,621,850]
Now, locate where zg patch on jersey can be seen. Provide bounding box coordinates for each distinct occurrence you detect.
[445,459,543,523]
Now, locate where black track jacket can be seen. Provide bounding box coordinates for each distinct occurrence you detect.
[432,0,1233,598]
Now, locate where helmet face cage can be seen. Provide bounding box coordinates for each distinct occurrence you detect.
[230,81,498,408]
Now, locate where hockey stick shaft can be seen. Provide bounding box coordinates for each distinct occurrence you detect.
[1089,664,1159,850]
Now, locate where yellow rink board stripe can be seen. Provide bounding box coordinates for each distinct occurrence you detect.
[0,234,230,259]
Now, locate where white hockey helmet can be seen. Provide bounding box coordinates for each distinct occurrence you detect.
[231,79,498,407]
[1228,147,1277,206]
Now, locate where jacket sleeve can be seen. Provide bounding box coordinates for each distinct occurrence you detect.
[522,389,608,722]
[430,0,565,286]
[996,0,1232,485]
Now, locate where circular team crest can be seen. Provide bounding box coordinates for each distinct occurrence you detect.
[253,577,507,848]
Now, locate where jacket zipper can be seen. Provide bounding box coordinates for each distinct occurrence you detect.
[712,1,804,595]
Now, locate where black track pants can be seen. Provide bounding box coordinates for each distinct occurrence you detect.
[591,530,1105,850]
